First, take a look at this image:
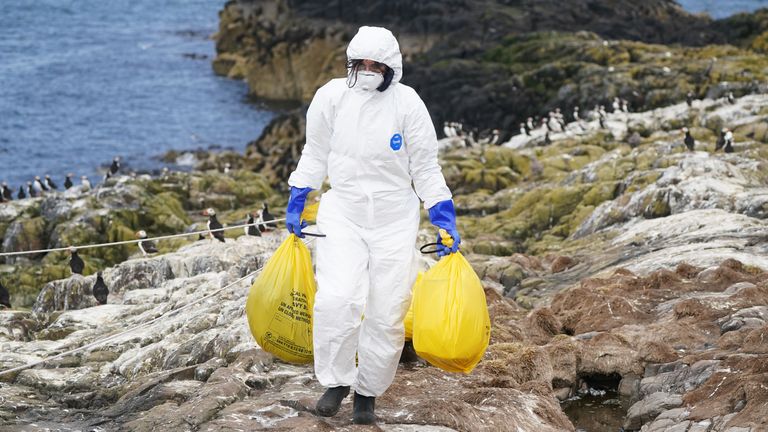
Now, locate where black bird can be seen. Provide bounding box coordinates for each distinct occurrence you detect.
[1,182,11,201]
[715,129,726,152]
[727,91,735,104]
[44,175,58,190]
[0,280,11,309]
[258,203,277,232]
[35,175,49,192]
[17,185,26,199]
[203,208,226,243]
[245,213,261,237]
[92,272,109,305]
[64,173,74,189]
[31,179,43,197]
[682,128,695,151]
[109,157,120,176]
[69,247,85,275]
[724,129,734,153]
[136,230,158,255]
[686,92,694,107]
[26,182,35,198]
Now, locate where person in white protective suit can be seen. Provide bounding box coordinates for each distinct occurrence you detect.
[284,26,461,425]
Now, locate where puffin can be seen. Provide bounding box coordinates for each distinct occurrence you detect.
[686,92,694,107]
[136,230,158,256]
[203,208,226,243]
[44,175,58,190]
[2,182,12,201]
[724,129,734,153]
[32,177,45,195]
[81,176,92,191]
[92,272,109,305]
[682,128,695,151]
[489,129,500,145]
[573,106,580,122]
[257,203,277,232]
[109,157,121,176]
[17,185,26,199]
[245,213,261,237]
[69,247,85,275]
[715,129,726,152]
[0,280,10,309]
[27,181,36,198]
[727,92,735,104]
[64,173,74,189]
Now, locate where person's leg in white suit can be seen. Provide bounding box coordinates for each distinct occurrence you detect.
[313,193,419,422]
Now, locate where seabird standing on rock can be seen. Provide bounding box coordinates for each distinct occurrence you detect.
[0,280,11,309]
[598,106,607,129]
[223,162,231,174]
[27,181,36,198]
[245,213,261,237]
[203,208,226,243]
[519,123,527,136]
[110,157,121,176]
[136,230,158,256]
[727,91,735,104]
[555,108,566,130]
[81,176,92,191]
[32,177,45,195]
[92,272,109,305]
[490,129,500,145]
[526,117,534,132]
[621,99,629,113]
[612,97,621,113]
[442,122,455,138]
[69,247,85,275]
[2,182,11,201]
[682,128,695,151]
[686,92,694,107]
[715,129,726,152]
[573,106,580,122]
[45,175,58,190]
[17,185,26,199]
[724,129,734,153]
[38,175,49,192]
[257,203,277,232]
[64,173,74,189]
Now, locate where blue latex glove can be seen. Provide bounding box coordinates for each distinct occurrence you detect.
[428,199,461,257]
[286,186,312,238]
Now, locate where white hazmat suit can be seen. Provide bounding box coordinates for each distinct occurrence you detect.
[287,26,452,397]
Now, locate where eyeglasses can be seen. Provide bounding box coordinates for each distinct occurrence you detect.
[349,59,387,74]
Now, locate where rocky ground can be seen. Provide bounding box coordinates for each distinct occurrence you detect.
[2,1,768,431]
[1,91,767,430]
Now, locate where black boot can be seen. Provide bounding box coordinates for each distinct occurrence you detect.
[353,392,376,425]
[315,386,350,417]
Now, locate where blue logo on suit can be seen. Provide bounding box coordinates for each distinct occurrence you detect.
[390,133,403,151]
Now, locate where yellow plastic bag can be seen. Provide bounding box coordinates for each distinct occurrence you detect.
[245,234,316,363]
[411,252,490,373]
[301,202,319,223]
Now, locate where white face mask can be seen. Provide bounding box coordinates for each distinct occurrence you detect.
[355,71,384,91]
